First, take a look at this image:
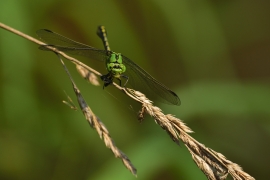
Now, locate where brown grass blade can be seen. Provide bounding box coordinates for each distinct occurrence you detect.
[57,54,137,176]
[123,88,255,180]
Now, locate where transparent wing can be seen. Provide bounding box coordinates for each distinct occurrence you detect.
[122,55,180,106]
[36,29,108,61]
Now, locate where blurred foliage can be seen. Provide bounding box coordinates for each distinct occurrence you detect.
[0,0,270,180]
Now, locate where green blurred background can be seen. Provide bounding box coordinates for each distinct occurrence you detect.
[0,0,269,179]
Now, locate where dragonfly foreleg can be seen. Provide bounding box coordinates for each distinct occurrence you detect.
[101,73,113,89]
[121,74,129,87]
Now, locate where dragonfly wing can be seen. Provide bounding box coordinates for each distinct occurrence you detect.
[122,55,180,105]
[37,29,92,47]
[36,29,108,61]
[36,29,180,105]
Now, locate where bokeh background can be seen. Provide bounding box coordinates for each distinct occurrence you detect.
[0,0,269,180]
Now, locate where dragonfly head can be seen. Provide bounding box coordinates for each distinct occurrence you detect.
[106,52,126,75]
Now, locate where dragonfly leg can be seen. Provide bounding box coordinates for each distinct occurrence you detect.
[116,78,122,86]
[101,73,113,89]
[121,74,129,87]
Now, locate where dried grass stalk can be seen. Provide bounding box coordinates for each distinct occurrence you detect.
[123,88,255,180]
[76,65,100,86]
[57,54,137,176]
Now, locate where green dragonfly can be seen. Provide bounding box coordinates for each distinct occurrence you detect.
[36,26,180,105]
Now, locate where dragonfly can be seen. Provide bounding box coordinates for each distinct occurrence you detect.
[36,26,180,106]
